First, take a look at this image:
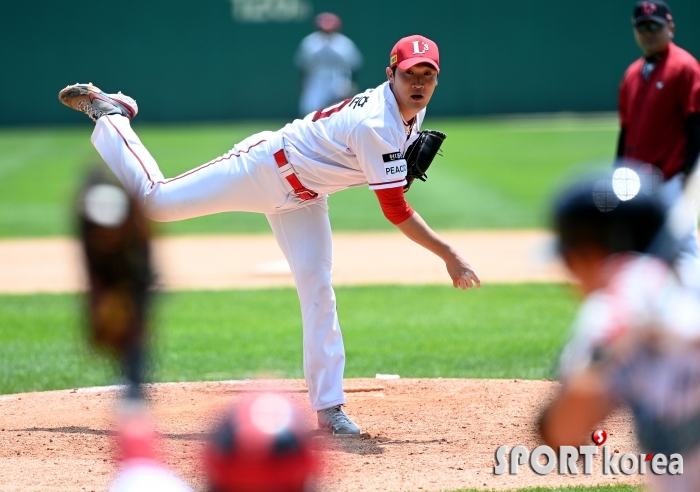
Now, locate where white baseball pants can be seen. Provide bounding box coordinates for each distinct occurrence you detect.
[91,115,346,411]
[660,175,700,291]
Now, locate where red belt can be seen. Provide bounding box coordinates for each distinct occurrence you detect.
[273,149,318,201]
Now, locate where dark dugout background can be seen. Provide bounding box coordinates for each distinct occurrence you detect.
[3,0,699,125]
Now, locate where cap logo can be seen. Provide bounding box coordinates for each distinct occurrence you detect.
[390,54,398,65]
[412,41,429,55]
[641,2,657,15]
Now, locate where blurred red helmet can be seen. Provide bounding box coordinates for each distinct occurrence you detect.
[204,393,319,492]
[315,12,341,32]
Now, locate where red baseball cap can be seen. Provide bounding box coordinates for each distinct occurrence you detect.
[390,35,440,72]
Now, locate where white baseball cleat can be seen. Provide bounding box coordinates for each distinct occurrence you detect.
[58,83,138,122]
[317,405,361,435]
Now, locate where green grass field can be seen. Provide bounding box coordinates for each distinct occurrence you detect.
[0,116,635,491]
[0,115,618,237]
[460,487,642,492]
[0,282,640,492]
[0,284,577,395]
[461,487,642,492]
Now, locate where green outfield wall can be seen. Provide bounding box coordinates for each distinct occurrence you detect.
[3,0,700,124]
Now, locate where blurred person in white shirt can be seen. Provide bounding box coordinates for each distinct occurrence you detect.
[295,12,363,117]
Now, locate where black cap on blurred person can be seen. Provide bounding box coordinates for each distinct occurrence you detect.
[315,12,341,33]
[552,166,667,257]
[204,393,319,492]
[633,1,673,26]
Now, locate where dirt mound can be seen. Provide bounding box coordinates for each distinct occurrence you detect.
[0,378,641,491]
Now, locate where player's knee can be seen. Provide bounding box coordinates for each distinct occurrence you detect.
[139,193,188,222]
[139,201,175,222]
[294,259,333,290]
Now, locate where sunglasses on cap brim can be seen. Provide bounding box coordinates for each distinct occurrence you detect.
[635,21,664,32]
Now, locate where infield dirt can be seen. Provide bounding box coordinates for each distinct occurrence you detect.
[0,230,567,293]
[0,379,641,491]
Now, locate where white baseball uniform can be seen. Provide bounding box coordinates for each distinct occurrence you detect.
[657,174,700,291]
[108,459,194,492]
[295,31,363,117]
[559,254,700,492]
[91,81,422,411]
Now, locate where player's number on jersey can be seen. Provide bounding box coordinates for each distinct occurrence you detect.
[312,98,352,122]
[311,96,370,122]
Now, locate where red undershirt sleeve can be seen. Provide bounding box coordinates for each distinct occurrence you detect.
[374,187,415,225]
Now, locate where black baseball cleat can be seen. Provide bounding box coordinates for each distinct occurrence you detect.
[59,83,138,122]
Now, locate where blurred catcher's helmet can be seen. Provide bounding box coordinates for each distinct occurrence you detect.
[204,393,318,492]
[552,164,668,257]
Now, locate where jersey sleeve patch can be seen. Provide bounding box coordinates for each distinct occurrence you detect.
[383,160,407,179]
[382,151,404,162]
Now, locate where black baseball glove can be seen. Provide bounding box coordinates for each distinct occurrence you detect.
[404,130,447,192]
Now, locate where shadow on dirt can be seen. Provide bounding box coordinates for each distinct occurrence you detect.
[312,431,448,456]
[16,427,451,453]
[17,426,114,436]
[16,426,208,442]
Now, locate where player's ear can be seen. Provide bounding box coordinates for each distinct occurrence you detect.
[386,67,394,83]
[668,21,675,37]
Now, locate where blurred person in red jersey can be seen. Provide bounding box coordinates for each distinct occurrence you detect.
[616,1,700,290]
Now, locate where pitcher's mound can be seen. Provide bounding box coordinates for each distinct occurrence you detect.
[0,378,641,491]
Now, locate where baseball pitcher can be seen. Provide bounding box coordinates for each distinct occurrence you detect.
[59,34,480,435]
